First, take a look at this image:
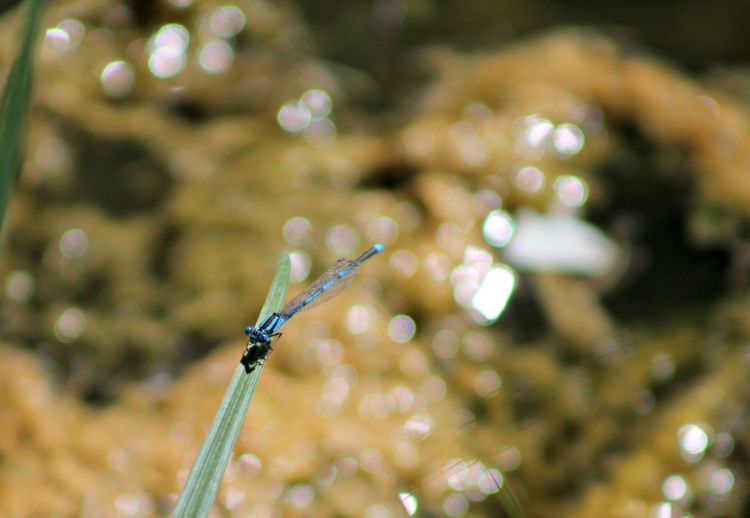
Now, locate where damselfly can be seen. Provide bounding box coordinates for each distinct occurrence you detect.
[241,243,384,373]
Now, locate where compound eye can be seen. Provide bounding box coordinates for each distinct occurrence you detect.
[244,326,253,337]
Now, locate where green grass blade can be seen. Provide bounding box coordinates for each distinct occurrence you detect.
[174,252,291,518]
[0,0,47,237]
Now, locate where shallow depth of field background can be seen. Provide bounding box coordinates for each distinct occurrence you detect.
[1,1,750,516]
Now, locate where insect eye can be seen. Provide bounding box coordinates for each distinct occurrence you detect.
[244,326,253,336]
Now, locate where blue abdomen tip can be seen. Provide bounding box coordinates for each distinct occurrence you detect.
[373,243,384,252]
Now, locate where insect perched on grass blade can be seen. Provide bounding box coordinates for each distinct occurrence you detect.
[241,244,384,373]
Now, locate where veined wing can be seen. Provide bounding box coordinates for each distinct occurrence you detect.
[277,258,360,318]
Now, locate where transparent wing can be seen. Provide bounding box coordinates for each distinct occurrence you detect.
[293,271,357,312]
[277,258,360,318]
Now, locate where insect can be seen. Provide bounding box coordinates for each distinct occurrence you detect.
[241,243,384,373]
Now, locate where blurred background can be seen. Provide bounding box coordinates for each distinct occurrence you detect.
[1,0,750,516]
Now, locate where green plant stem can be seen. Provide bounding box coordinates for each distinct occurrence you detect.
[174,252,290,517]
[0,0,46,237]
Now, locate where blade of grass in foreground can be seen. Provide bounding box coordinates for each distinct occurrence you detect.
[0,0,46,237]
[174,252,290,518]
